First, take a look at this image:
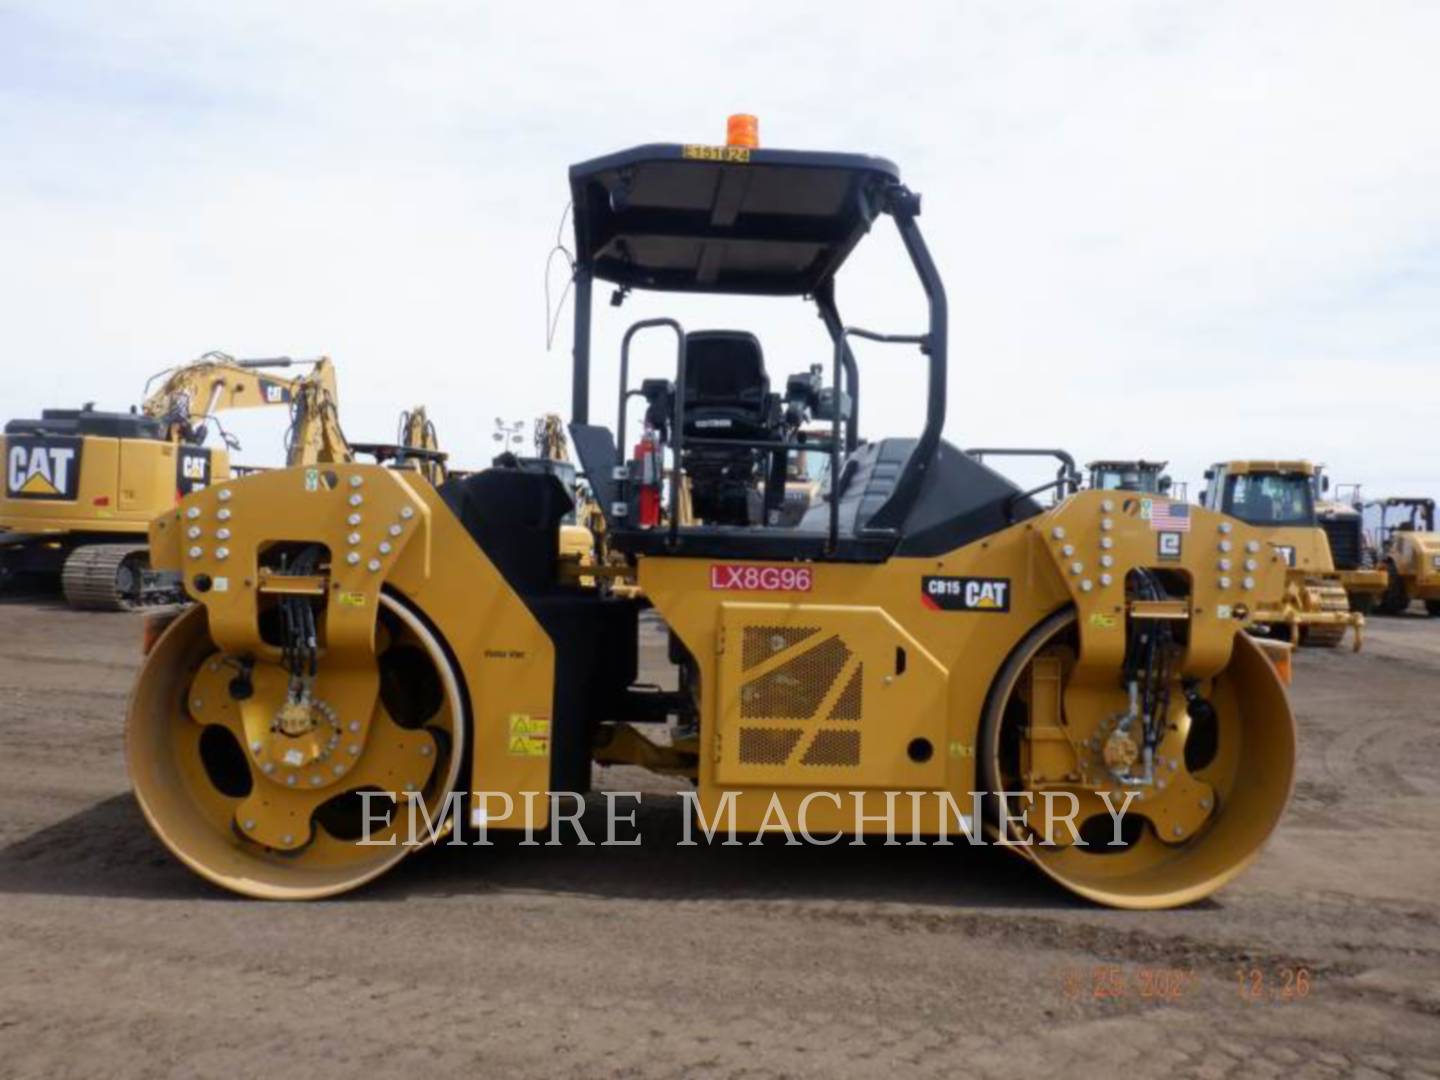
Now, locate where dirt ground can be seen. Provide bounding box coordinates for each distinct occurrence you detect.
[1,595,1438,1079]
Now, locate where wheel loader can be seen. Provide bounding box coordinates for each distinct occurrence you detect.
[1199,460,1385,648]
[0,353,350,609]
[1311,470,1380,614]
[1365,497,1440,615]
[128,125,1297,909]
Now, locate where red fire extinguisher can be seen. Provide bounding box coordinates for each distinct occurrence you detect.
[635,427,662,527]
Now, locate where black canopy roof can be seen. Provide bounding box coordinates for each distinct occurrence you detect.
[568,144,901,296]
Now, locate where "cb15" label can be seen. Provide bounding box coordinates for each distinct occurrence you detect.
[709,564,813,592]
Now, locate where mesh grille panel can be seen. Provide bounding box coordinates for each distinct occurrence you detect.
[827,663,863,721]
[739,727,804,764]
[740,635,851,719]
[741,626,820,671]
[800,729,862,766]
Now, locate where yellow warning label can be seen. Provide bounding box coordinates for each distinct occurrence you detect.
[338,591,366,607]
[507,714,550,756]
[1089,612,1119,630]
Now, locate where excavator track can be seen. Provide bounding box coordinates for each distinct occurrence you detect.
[61,544,181,611]
[1298,581,1353,648]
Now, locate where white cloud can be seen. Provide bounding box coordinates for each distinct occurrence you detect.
[1,0,1436,499]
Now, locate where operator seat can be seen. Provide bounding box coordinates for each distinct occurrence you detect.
[681,331,772,439]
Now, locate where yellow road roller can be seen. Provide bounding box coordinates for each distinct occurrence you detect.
[129,128,1297,908]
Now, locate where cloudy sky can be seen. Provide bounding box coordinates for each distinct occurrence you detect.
[2,1,1437,501]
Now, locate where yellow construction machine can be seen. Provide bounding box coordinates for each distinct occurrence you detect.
[127,127,1297,909]
[1365,497,1440,615]
[350,406,450,488]
[1199,461,1385,648]
[1,353,349,609]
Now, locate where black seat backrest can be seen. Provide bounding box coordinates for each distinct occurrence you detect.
[683,331,769,419]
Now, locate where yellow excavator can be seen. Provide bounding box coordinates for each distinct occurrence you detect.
[1,353,351,609]
[126,124,1297,910]
[350,406,450,488]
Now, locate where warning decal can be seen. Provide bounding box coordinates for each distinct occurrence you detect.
[507,713,550,757]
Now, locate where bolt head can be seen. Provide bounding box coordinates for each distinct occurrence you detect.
[349,493,363,507]
[286,775,297,786]
[281,834,294,845]
[367,559,381,572]
[217,508,231,521]
[378,541,392,555]
[243,819,255,830]
[1172,824,1183,837]
[346,552,360,566]
[186,506,201,520]
[389,524,402,536]
[218,488,232,502]
[400,506,415,520]
[419,744,432,757]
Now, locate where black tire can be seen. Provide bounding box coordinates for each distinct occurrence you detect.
[1426,600,1440,618]
[1349,592,1376,615]
[1376,563,1409,616]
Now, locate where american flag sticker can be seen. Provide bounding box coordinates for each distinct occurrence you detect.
[1147,499,1191,533]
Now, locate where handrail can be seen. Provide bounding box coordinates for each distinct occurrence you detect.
[617,319,686,546]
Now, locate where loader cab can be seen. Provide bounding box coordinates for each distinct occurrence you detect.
[1087,459,1172,496]
[1202,462,1317,527]
[564,139,1039,563]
